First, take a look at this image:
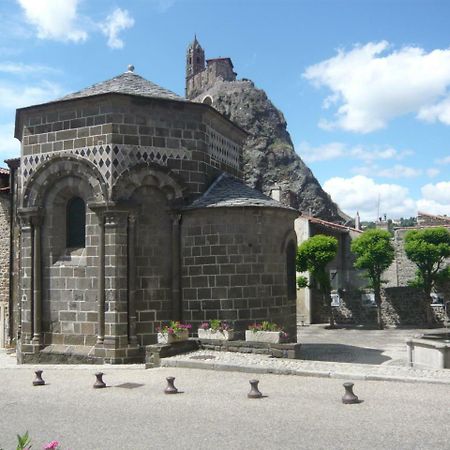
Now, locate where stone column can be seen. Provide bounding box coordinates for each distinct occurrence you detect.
[171,214,182,321]
[17,207,43,356]
[97,211,105,344]
[102,209,131,362]
[127,214,138,345]
[18,216,33,345]
[31,214,43,345]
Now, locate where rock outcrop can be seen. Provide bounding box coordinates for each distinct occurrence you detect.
[193,79,344,222]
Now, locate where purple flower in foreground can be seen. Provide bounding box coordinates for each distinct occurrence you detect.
[44,441,59,450]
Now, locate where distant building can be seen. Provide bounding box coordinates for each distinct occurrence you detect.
[185,36,237,100]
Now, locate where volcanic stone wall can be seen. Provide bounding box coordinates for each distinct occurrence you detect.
[18,95,244,199]
[181,207,297,336]
[0,194,9,305]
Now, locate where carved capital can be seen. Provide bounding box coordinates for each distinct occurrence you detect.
[17,207,43,228]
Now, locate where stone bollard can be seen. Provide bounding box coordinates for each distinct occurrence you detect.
[248,379,263,399]
[164,376,178,394]
[93,372,106,389]
[33,369,45,386]
[342,382,359,404]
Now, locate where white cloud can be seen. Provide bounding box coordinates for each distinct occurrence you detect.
[0,62,59,75]
[298,141,412,163]
[16,1,135,49]
[304,41,450,132]
[298,141,346,162]
[101,8,135,50]
[426,168,440,178]
[323,175,416,220]
[153,0,176,13]
[418,96,450,125]
[17,0,88,43]
[437,155,450,164]
[377,164,422,178]
[0,80,63,110]
[0,123,20,160]
[420,181,450,206]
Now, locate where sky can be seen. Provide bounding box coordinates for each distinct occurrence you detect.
[0,0,449,221]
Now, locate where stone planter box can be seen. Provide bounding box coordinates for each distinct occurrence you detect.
[197,328,235,341]
[157,329,189,344]
[245,330,285,344]
[406,334,450,369]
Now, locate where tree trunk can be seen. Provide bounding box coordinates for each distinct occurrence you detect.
[326,291,335,328]
[375,287,383,330]
[425,296,433,327]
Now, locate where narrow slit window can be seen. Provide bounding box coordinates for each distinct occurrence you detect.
[286,241,297,300]
[66,197,86,248]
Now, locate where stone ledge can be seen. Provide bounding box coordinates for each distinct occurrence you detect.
[198,339,301,359]
[145,340,199,368]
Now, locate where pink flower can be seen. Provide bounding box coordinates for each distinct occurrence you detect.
[44,441,59,450]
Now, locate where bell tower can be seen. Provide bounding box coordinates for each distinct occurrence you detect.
[186,35,205,97]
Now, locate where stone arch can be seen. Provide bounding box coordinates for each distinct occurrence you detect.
[281,229,298,301]
[202,95,213,106]
[112,162,187,203]
[22,155,108,208]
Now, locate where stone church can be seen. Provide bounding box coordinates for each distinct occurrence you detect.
[3,39,298,363]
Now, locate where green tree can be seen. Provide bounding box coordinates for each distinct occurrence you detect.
[296,234,338,328]
[351,229,395,329]
[404,227,450,326]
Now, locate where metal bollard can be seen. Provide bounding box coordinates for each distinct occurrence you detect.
[33,369,45,386]
[247,379,263,399]
[342,382,359,404]
[93,372,106,389]
[164,376,178,394]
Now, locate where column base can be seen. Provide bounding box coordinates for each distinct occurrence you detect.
[94,342,143,364]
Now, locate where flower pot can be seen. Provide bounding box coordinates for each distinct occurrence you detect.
[157,329,189,344]
[197,328,235,341]
[245,330,285,344]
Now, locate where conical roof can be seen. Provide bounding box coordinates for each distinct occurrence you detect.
[58,69,184,103]
[185,173,296,211]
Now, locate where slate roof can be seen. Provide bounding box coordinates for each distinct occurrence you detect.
[185,173,296,211]
[58,70,184,103]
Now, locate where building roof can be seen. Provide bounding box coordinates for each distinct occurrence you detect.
[302,215,363,234]
[58,69,184,103]
[185,173,296,211]
[417,211,450,222]
[0,167,9,176]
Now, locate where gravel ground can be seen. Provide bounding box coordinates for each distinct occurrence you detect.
[1,366,449,450]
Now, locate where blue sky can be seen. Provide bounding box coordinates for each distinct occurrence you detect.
[0,0,449,220]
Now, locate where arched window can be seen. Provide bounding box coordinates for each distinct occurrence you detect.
[202,95,213,106]
[66,197,85,248]
[286,241,297,300]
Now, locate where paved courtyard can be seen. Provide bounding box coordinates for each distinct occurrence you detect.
[297,324,438,365]
[1,326,449,449]
[1,365,450,449]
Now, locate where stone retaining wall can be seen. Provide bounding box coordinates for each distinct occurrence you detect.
[331,287,450,326]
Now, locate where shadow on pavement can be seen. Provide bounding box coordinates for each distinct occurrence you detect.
[299,343,391,365]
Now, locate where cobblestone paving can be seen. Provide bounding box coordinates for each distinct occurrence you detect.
[161,349,450,384]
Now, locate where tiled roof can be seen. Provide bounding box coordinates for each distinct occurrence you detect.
[303,215,362,234]
[0,167,9,175]
[58,71,184,103]
[185,173,295,211]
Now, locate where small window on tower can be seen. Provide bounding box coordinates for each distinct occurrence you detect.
[196,57,200,63]
[66,197,86,248]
